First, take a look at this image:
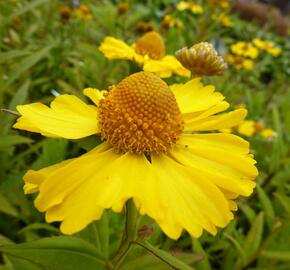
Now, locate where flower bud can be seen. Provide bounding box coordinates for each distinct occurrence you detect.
[176,42,228,76]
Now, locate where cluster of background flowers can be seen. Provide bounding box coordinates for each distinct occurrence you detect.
[227,38,281,70]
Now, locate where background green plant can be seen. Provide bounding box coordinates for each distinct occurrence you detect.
[0,0,289,269]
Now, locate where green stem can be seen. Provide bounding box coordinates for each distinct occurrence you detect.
[110,200,138,270]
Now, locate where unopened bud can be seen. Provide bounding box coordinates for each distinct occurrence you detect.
[176,42,227,76]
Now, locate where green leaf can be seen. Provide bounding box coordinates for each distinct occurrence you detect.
[0,50,31,64]
[133,240,195,270]
[10,0,49,18]
[0,193,18,217]
[0,135,33,148]
[191,238,211,270]
[77,212,109,259]
[274,193,290,213]
[256,185,275,226]
[4,45,54,88]
[9,79,30,110]
[261,251,290,261]
[0,236,107,270]
[18,223,59,235]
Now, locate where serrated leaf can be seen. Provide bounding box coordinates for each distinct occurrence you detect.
[0,236,107,270]
[133,240,195,270]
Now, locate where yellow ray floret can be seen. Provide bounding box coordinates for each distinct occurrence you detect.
[15,72,258,239]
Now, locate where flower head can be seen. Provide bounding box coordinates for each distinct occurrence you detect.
[117,2,129,15]
[252,38,281,57]
[230,42,259,59]
[176,42,228,76]
[161,15,183,30]
[177,1,203,14]
[99,32,190,78]
[14,72,257,239]
[226,54,255,70]
[72,4,93,21]
[212,13,234,27]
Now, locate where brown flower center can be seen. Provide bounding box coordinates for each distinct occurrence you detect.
[99,72,183,154]
[135,31,166,60]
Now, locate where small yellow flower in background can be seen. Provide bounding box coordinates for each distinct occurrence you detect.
[231,42,259,59]
[224,120,276,138]
[161,15,183,30]
[14,71,257,239]
[117,2,129,15]
[252,38,282,57]
[209,0,231,9]
[177,1,203,14]
[226,54,255,70]
[176,42,228,76]
[212,13,234,27]
[72,4,93,21]
[99,31,190,78]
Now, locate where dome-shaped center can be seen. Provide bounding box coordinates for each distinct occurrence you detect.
[135,31,166,60]
[99,72,183,154]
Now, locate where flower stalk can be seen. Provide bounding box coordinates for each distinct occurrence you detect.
[110,200,138,270]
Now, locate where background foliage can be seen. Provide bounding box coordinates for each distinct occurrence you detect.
[0,0,289,269]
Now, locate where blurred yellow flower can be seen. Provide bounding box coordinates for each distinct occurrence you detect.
[226,54,254,70]
[177,1,203,14]
[60,5,72,21]
[252,38,282,57]
[212,13,234,27]
[209,0,231,9]
[136,20,156,34]
[73,4,93,21]
[99,31,190,78]
[117,2,129,15]
[162,15,183,30]
[230,42,259,59]
[14,71,257,239]
[224,120,276,138]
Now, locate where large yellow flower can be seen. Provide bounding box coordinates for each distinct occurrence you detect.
[99,31,190,78]
[14,72,257,239]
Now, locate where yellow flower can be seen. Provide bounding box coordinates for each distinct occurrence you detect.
[237,120,256,137]
[209,0,231,9]
[99,32,190,78]
[14,72,257,239]
[72,4,93,21]
[226,54,254,70]
[59,5,72,21]
[177,1,203,14]
[230,42,259,59]
[260,128,276,138]
[252,38,282,57]
[117,2,129,15]
[212,13,234,27]
[161,15,183,30]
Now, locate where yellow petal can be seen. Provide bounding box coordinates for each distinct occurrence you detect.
[23,159,74,194]
[171,134,257,196]
[14,95,99,139]
[184,108,247,131]
[99,37,136,60]
[171,78,227,116]
[143,55,190,78]
[83,88,106,106]
[151,154,233,239]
